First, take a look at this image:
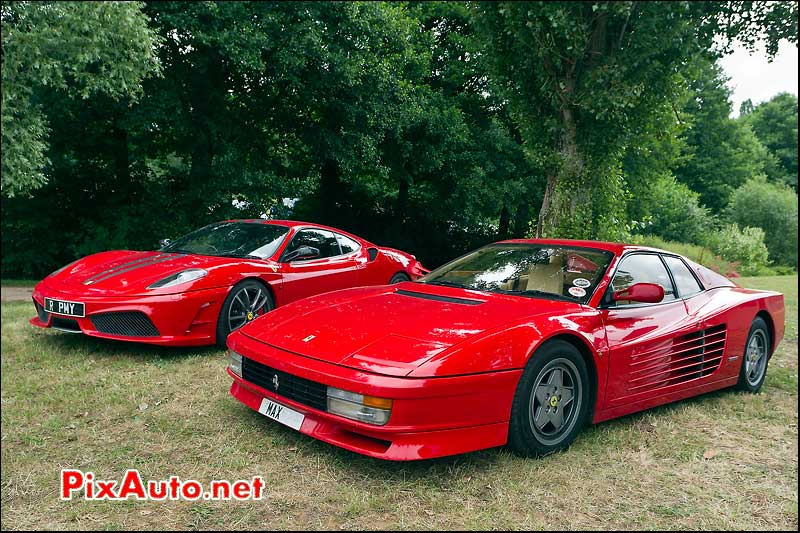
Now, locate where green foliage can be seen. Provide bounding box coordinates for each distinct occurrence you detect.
[630,235,738,277]
[1,1,161,197]
[473,1,797,237]
[637,176,715,245]
[740,92,799,189]
[674,61,777,211]
[0,2,797,278]
[727,176,799,267]
[706,223,771,276]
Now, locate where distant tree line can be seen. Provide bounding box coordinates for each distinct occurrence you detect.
[1,1,797,277]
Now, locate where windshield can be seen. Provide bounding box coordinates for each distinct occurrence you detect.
[161,222,289,259]
[419,243,614,303]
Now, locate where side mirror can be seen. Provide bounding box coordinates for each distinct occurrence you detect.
[159,238,171,248]
[284,245,320,262]
[613,282,665,304]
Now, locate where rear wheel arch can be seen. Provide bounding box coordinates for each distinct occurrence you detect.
[755,310,775,357]
[389,271,410,284]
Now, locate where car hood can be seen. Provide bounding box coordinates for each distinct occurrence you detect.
[45,250,257,295]
[240,282,582,376]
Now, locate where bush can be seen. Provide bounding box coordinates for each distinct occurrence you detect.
[727,176,798,267]
[631,234,739,276]
[705,223,771,276]
[636,176,715,245]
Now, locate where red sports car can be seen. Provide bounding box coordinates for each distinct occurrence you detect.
[226,239,785,460]
[30,220,428,347]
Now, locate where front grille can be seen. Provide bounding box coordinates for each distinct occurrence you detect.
[242,357,328,412]
[34,299,49,323]
[90,311,160,337]
[51,316,81,332]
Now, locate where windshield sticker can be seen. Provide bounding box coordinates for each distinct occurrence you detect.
[568,286,587,298]
[573,278,591,288]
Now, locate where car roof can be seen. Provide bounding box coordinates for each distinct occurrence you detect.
[496,238,670,257]
[224,219,362,237]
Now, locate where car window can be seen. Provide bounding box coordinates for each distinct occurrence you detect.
[336,234,361,255]
[663,255,703,297]
[284,229,341,260]
[610,254,676,306]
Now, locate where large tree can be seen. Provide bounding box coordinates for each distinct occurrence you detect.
[740,92,799,190]
[675,60,778,211]
[473,1,798,238]
[1,1,160,197]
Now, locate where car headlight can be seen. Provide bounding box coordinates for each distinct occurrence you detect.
[228,350,243,377]
[326,387,392,426]
[147,268,208,289]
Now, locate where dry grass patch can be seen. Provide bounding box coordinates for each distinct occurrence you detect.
[1,276,797,530]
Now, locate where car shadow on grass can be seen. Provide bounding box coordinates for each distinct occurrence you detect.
[233,385,747,482]
[36,329,222,362]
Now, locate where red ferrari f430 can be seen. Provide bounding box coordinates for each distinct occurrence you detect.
[31,220,428,347]
[227,239,785,460]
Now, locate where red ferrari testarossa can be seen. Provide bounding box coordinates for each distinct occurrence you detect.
[227,239,785,460]
[31,220,427,346]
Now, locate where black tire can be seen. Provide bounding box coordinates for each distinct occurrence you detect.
[216,280,274,348]
[508,340,592,457]
[735,316,771,392]
[389,272,410,284]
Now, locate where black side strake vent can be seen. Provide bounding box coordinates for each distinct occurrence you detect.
[627,324,727,393]
[395,289,485,306]
[367,248,379,262]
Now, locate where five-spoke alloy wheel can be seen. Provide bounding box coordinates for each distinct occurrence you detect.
[508,339,591,457]
[736,316,771,392]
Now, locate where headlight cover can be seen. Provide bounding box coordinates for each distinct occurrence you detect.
[326,387,392,426]
[147,268,208,289]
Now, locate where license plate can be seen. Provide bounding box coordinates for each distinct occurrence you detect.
[44,297,85,317]
[258,398,305,431]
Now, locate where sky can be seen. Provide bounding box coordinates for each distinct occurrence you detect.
[719,40,798,117]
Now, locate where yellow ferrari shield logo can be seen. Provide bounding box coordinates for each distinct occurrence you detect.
[246,312,254,321]
[549,396,558,407]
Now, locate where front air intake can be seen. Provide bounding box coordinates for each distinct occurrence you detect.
[90,311,160,337]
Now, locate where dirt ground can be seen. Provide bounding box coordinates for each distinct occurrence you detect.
[0,286,33,302]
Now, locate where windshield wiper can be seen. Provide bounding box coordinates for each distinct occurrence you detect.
[164,249,194,254]
[423,280,471,289]
[494,288,577,302]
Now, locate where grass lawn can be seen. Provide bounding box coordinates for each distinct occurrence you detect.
[1,276,797,530]
[0,279,37,287]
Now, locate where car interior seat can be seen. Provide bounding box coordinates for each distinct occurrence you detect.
[525,253,565,295]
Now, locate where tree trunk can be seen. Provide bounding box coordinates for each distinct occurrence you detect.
[536,105,586,237]
[498,194,511,239]
[318,157,342,226]
[397,177,409,221]
[512,200,530,238]
[188,48,224,221]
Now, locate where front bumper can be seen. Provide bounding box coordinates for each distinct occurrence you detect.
[227,331,521,460]
[30,282,229,346]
